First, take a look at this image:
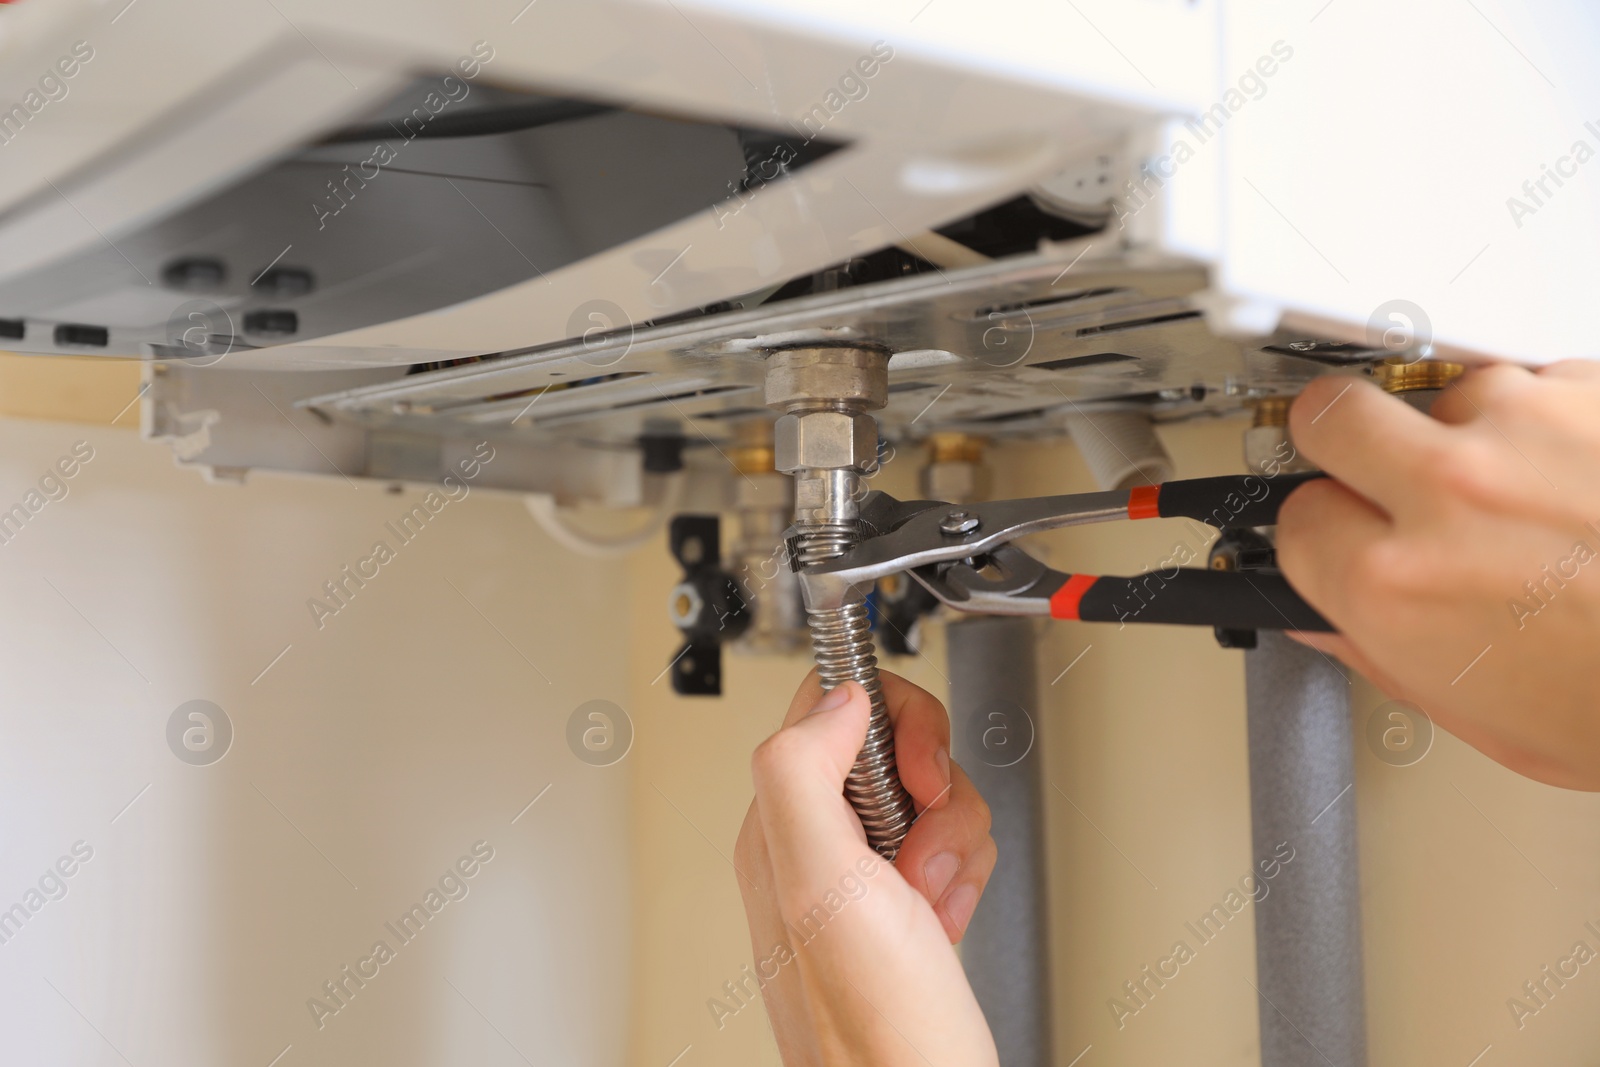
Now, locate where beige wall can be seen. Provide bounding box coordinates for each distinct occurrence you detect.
[0,353,634,1067]
[0,353,141,425]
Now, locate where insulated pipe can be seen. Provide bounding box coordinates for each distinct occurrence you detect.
[1244,630,1368,1067]
[947,615,1053,1067]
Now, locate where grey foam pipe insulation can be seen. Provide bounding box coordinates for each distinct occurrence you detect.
[948,615,1053,1067]
[1245,629,1368,1067]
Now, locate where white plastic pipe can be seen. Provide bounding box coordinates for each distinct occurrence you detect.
[1064,410,1173,490]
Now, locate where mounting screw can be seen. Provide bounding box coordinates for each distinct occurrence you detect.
[939,509,981,536]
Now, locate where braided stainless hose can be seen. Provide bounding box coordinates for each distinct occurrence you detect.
[764,345,913,859]
[794,520,916,859]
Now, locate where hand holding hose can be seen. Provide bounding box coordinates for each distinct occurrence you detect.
[735,670,998,1066]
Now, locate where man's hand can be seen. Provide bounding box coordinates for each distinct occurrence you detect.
[1278,360,1600,790]
[733,671,998,1066]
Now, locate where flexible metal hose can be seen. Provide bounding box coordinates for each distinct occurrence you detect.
[794,521,916,859]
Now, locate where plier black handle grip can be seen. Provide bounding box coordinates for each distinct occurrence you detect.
[794,471,1333,633]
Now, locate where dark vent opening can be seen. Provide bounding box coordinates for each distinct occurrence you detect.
[975,287,1125,319]
[1032,352,1138,373]
[1076,310,1202,337]
[481,371,647,404]
[968,406,1052,424]
[694,407,770,421]
[935,195,1101,258]
[607,384,747,414]
[54,324,109,348]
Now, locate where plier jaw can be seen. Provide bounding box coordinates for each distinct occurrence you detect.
[793,486,1128,612]
[908,542,1065,616]
[792,472,1335,633]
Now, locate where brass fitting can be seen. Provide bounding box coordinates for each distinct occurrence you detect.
[926,431,986,465]
[1244,393,1315,475]
[1374,356,1465,393]
[727,417,777,477]
[920,432,989,505]
[1250,396,1293,428]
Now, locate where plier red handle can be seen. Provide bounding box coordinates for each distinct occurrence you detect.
[795,471,1333,633]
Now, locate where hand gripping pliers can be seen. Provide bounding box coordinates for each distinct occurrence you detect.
[794,471,1334,634]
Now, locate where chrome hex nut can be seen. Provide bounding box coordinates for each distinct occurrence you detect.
[773,410,879,473]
